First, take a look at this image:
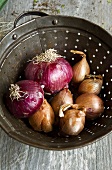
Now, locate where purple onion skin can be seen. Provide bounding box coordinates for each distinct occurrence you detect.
[25,58,73,94]
[25,62,47,81]
[6,80,44,118]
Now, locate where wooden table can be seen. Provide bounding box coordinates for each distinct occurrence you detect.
[0,0,112,170]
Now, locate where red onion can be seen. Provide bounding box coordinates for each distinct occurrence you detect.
[25,49,73,94]
[6,80,44,118]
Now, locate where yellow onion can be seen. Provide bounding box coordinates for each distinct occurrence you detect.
[78,74,103,95]
[59,104,86,136]
[50,88,73,116]
[70,50,90,84]
[75,93,104,120]
[29,99,55,132]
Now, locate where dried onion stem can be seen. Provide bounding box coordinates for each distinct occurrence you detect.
[30,49,62,63]
[59,104,86,117]
[70,50,86,58]
[9,84,27,101]
[85,74,103,80]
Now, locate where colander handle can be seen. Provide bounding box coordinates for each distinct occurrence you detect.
[14,11,48,28]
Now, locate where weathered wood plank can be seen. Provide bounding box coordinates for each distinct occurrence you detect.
[0,128,112,170]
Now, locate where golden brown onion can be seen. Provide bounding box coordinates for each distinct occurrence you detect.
[70,50,90,84]
[75,93,104,120]
[59,104,86,136]
[50,88,73,116]
[78,75,103,95]
[29,99,55,132]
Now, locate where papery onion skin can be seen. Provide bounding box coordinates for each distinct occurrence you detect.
[75,93,104,120]
[50,88,73,116]
[29,99,55,132]
[6,80,44,118]
[78,75,103,95]
[25,57,73,94]
[60,104,86,136]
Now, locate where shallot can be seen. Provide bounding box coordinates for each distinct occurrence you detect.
[59,104,86,135]
[78,74,103,95]
[29,99,55,132]
[75,93,104,120]
[70,50,90,84]
[50,88,73,116]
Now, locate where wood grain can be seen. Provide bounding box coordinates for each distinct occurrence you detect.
[0,0,112,170]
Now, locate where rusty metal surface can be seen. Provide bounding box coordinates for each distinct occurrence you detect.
[0,0,112,170]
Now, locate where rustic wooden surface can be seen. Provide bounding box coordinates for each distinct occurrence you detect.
[0,0,112,170]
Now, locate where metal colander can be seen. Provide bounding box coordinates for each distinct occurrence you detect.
[0,11,112,150]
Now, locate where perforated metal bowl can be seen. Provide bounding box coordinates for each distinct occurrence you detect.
[0,11,112,150]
